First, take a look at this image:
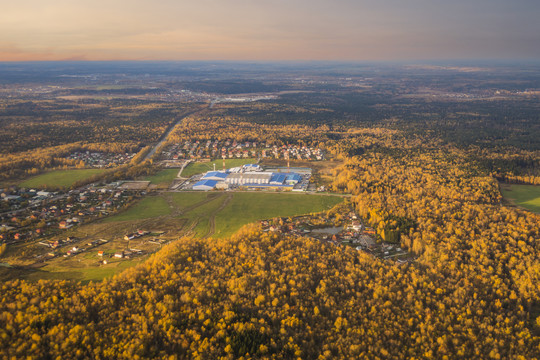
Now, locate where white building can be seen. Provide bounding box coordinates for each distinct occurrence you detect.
[225,173,272,185]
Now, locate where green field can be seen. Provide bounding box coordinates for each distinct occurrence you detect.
[181,158,257,177]
[20,169,108,189]
[171,192,214,210]
[214,193,344,238]
[145,169,178,186]
[103,196,172,222]
[104,191,344,238]
[501,184,540,213]
[26,258,144,283]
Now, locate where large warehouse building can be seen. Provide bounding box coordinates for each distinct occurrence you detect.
[225,173,272,185]
[191,164,307,191]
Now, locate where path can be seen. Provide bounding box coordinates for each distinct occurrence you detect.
[204,193,233,238]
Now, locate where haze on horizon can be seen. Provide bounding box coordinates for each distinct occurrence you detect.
[1,0,540,62]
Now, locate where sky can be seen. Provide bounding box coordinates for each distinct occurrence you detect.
[1,0,540,61]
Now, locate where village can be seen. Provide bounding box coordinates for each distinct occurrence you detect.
[0,184,139,245]
[260,211,413,264]
[159,140,324,164]
[65,151,137,168]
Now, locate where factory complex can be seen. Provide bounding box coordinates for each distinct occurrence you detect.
[191,164,311,192]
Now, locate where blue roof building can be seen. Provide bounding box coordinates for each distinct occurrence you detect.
[202,171,229,181]
[285,173,302,185]
[192,179,218,191]
[270,173,287,185]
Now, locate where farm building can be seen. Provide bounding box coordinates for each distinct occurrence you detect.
[193,179,218,191]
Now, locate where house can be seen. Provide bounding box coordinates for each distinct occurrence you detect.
[114,251,124,258]
[350,221,363,232]
[97,251,104,257]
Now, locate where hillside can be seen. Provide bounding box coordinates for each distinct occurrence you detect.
[1,226,538,359]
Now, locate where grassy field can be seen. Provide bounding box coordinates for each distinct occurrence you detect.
[104,191,344,238]
[145,169,178,186]
[24,258,145,283]
[214,193,344,238]
[171,192,214,210]
[501,184,540,213]
[181,158,257,177]
[103,196,172,222]
[20,169,108,189]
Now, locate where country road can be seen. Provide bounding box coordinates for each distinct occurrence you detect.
[143,108,205,162]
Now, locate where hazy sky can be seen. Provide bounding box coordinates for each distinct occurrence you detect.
[1,0,540,61]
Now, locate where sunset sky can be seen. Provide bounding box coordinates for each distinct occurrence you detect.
[1,0,540,61]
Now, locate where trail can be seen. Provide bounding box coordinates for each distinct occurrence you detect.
[204,193,233,238]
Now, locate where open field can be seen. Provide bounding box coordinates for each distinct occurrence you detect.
[103,196,172,222]
[23,258,145,283]
[145,169,178,187]
[20,169,108,189]
[106,191,344,238]
[214,192,344,238]
[181,158,257,177]
[501,184,540,214]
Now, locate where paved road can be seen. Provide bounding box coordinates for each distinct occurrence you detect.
[143,109,204,162]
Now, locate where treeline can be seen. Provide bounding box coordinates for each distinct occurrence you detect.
[0,142,141,182]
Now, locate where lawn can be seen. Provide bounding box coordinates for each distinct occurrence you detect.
[145,169,178,186]
[501,184,540,214]
[20,169,108,189]
[170,192,214,210]
[103,196,172,222]
[181,158,257,177]
[213,193,344,238]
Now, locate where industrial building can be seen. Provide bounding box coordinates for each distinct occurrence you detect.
[202,171,229,181]
[225,173,272,185]
[190,163,308,191]
[192,179,218,191]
